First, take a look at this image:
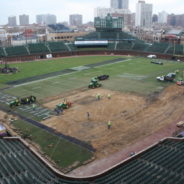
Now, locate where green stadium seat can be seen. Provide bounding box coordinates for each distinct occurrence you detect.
[28,43,50,54]
[48,42,69,52]
[0,138,184,183]
[5,46,29,56]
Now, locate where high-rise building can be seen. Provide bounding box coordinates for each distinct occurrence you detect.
[36,14,57,25]
[135,0,153,28]
[69,14,83,26]
[19,14,29,26]
[8,16,17,26]
[167,14,184,27]
[111,0,129,9]
[158,11,168,24]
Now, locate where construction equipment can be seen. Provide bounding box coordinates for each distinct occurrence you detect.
[54,100,72,114]
[9,96,36,108]
[88,77,102,89]
[9,99,21,108]
[176,80,184,86]
[97,75,109,80]
[0,64,19,74]
[156,73,176,82]
[151,60,163,65]
[20,96,36,105]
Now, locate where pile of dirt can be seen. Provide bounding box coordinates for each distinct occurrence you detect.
[43,85,184,158]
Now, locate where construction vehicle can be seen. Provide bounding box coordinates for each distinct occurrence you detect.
[54,100,72,115]
[147,54,157,59]
[0,64,19,74]
[9,99,21,108]
[20,96,36,105]
[151,60,163,65]
[156,73,176,82]
[88,77,102,89]
[9,96,36,108]
[97,75,109,80]
[176,80,184,86]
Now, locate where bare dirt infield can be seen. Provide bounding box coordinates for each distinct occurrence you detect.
[43,85,184,159]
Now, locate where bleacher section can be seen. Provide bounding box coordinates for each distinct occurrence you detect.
[0,32,183,57]
[132,42,149,51]
[116,41,134,50]
[146,42,169,54]
[1,138,184,184]
[28,43,50,54]
[47,42,69,52]
[79,31,137,41]
[5,46,29,56]
[166,44,184,55]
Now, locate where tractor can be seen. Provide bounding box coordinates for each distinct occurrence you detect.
[20,96,36,105]
[88,77,102,89]
[9,95,36,108]
[54,100,72,115]
[9,99,21,108]
[156,73,176,82]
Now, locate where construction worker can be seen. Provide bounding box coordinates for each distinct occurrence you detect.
[32,103,36,110]
[96,93,101,100]
[107,120,112,129]
[87,112,90,120]
[107,94,111,99]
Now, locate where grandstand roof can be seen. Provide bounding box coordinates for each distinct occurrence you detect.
[1,137,184,184]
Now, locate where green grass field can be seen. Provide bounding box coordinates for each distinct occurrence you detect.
[4,57,184,99]
[0,55,124,84]
[13,119,93,171]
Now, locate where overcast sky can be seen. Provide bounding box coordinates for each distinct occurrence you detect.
[0,0,183,25]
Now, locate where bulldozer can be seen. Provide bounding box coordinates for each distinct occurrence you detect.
[88,77,102,89]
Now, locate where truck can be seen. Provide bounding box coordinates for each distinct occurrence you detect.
[156,73,176,82]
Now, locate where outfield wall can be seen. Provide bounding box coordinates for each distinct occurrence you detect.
[2,50,184,63]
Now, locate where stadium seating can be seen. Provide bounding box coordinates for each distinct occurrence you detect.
[0,138,184,184]
[28,43,50,54]
[5,46,29,56]
[146,42,169,54]
[79,31,137,41]
[116,41,134,50]
[47,41,69,52]
[132,42,149,51]
[0,47,5,57]
[166,44,184,55]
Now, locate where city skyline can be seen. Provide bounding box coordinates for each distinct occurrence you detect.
[0,0,183,25]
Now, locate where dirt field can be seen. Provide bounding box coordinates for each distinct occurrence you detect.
[43,85,184,158]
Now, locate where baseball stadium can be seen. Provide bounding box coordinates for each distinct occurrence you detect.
[1,14,184,184]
